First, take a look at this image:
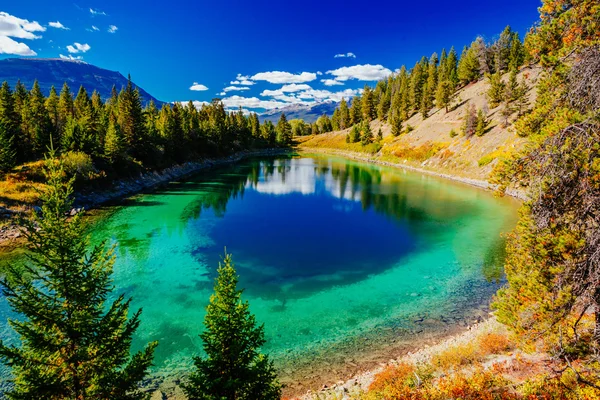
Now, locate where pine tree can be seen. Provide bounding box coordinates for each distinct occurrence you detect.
[58,82,74,137]
[275,113,292,145]
[0,82,20,166]
[45,86,60,133]
[360,121,373,145]
[376,127,383,142]
[475,109,488,136]
[435,80,453,113]
[486,72,506,108]
[347,124,361,143]
[457,45,480,84]
[0,121,16,172]
[361,85,375,121]
[514,78,530,117]
[505,69,519,102]
[338,98,349,130]
[28,80,53,157]
[462,102,477,137]
[118,76,147,160]
[349,96,362,126]
[104,115,125,162]
[508,32,525,71]
[0,152,157,399]
[183,253,281,400]
[390,110,403,137]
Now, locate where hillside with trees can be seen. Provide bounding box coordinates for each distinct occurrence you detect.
[299,25,539,182]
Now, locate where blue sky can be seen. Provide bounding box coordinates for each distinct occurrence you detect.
[1,0,541,112]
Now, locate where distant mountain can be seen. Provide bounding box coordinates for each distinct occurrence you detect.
[259,100,339,123]
[0,58,163,106]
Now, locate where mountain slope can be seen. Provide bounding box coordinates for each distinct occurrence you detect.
[260,101,338,123]
[0,58,162,106]
[299,65,541,182]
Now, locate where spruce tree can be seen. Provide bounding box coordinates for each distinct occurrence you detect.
[390,110,403,137]
[0,120,16,172]
[275,113,292,145]
[360,121,373,145]
[361,85,375,121]
[28,80,53,158]
[486,72,506,108]
[58,83,74,137]
[183,253,281,400]
[435,80,453,113]
[0,152,157,399]
[475,109,488,137]
[338,98,349,130]
[0,82,20,166]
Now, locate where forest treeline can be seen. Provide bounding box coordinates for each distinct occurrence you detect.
[0,78,295,177]
[297,24,529,144]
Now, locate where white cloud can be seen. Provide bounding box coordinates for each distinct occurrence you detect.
[334,52,356,59]
[326,64,392,81]
[49,21,69,30]
[0,11,45,56]
[89,8,107,16]
[66,42,90,54]
[221,95,304,110]
[261,83,312,97]
[90,25,100,32]
[190,82,209,91]
[222,86,250,92]
[295,88,362,102]
[321,79,344,86]
[250,71,317,84]
[230,74,255,86]
[108,25,118,33]
[60,54,83,60]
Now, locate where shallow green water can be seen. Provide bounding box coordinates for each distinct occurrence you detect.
[0,154,520,380]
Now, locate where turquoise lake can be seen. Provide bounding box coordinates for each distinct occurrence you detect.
[0,153,520,388]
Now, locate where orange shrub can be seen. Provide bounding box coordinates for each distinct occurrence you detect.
[478,333,512,355]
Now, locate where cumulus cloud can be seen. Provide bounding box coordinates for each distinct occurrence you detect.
[250,71,317,84]
[60,54,83,60]
[190,82,209,91]
[0,11,45,56]
[89,8,107,16]
[220,95,302,110]
[66,42,91,54]
[222,86,250,93]
[261,83,312,97]
[321,79,344,86]
[334,52,356,59]
[326,64,392,82]
[49,21,69,30]
[87,25,100,32]
[296,88,362,102]
[230,74,255,86]
[108,25,118,33]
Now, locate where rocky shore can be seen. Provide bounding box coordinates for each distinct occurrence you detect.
[300,317,504,400]
[0,148,292,250]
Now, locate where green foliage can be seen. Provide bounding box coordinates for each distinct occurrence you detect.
[182,253,281,400]
[475,109,488,137]
[449,129,458,138]
[346,124,361,143]
[0,153,157,399]
[486,72,506,108]
[360,121,373,145]
[462,103,477,137]
[275,113,292,145]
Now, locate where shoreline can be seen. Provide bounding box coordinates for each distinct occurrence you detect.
[299,317,504,400]
[298,147,528,201]
[0,148,292,251]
